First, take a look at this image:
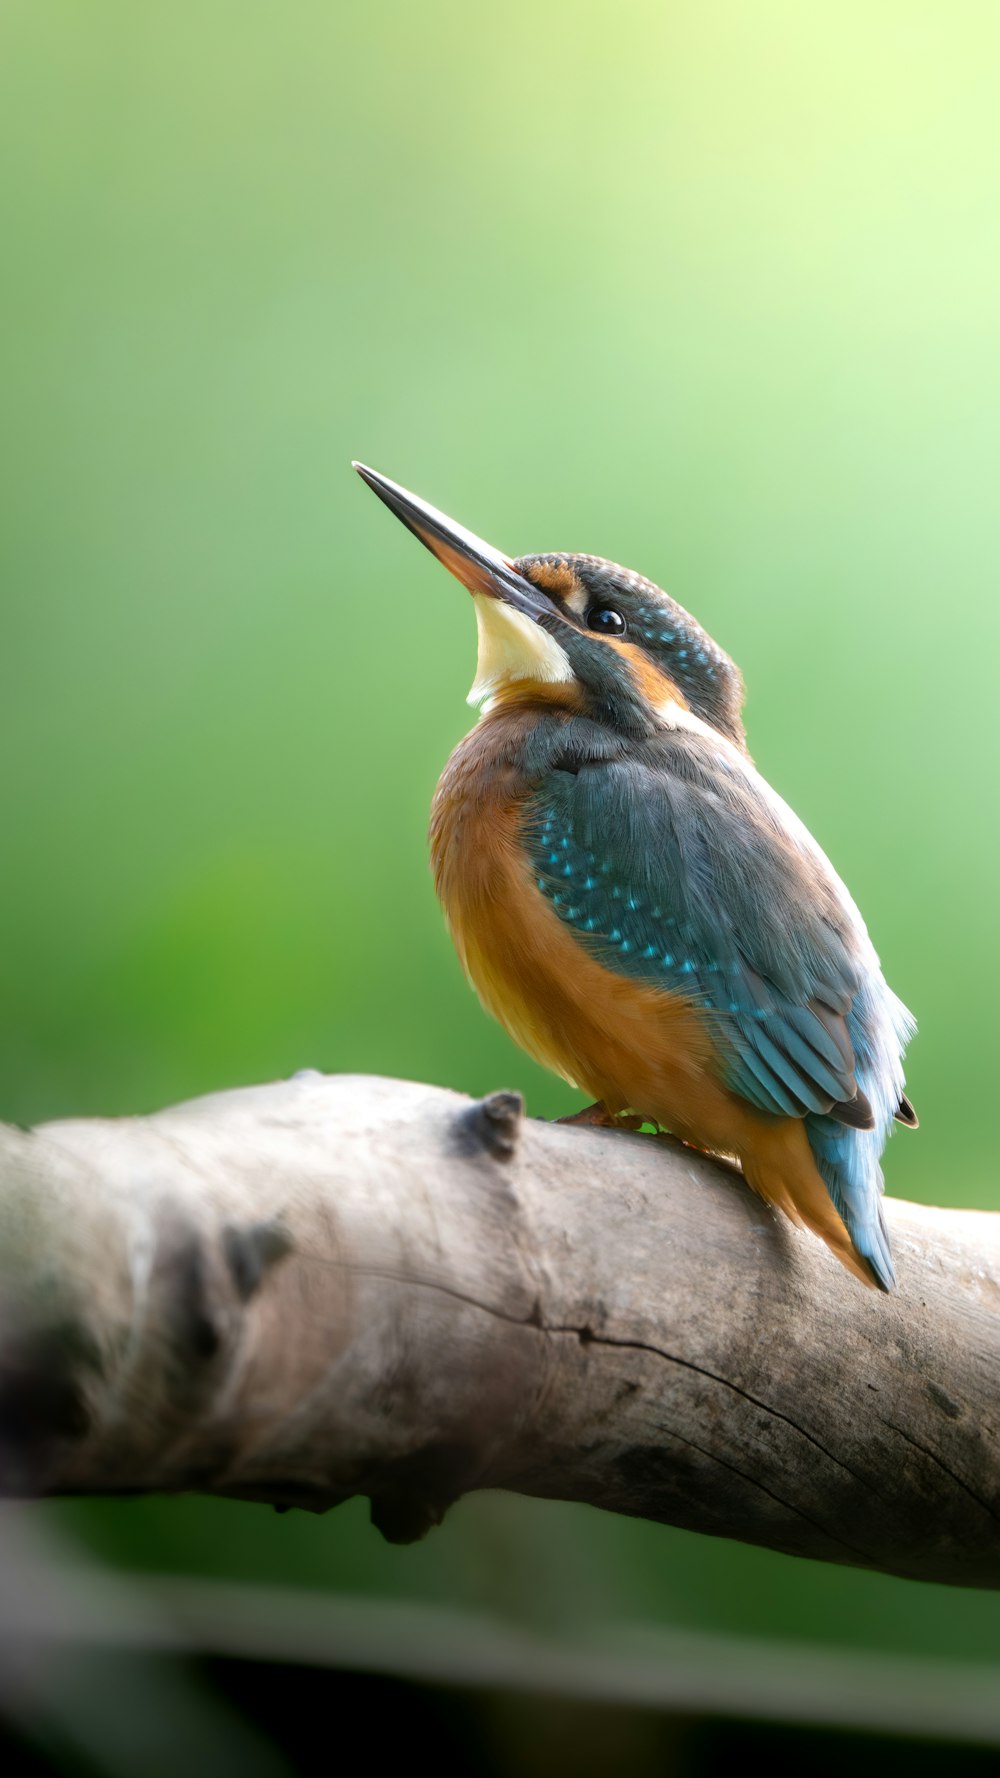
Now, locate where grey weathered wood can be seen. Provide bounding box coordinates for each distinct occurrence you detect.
[1,1073,998,1586]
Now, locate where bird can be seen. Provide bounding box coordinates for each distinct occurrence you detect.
[354,463,917,1290]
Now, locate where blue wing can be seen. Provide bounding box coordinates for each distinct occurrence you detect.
[529,742,867,1120]
[527,729,914,1286]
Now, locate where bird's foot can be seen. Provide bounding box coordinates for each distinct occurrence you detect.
[556,1102,645,1132]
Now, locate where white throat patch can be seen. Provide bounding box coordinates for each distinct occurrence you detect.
[467,594,574,709]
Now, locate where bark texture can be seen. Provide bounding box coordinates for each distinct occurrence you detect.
[1,1073,998,1586]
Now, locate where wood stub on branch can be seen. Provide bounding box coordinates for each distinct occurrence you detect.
[1,1073,999,1585]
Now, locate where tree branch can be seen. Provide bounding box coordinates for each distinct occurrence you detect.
[2,1074,998,1586]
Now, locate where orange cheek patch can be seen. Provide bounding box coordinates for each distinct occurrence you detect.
[615,640,689,711]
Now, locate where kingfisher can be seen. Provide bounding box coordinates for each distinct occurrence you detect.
[354,464,917,1290]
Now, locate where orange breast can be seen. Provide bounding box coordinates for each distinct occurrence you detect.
[431,714,728,1128]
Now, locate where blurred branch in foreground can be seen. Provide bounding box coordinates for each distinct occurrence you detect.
[0,1512,288,1778]
[1,1075,998,1586]
[2,1520,1000,1749]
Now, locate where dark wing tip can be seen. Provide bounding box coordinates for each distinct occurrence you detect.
[895,1093,919,1129]
[829,1089,876,1131]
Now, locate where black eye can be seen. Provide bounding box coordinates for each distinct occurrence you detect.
[586,605,626,637]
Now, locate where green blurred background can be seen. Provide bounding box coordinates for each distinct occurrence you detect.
[2,0,999,1756]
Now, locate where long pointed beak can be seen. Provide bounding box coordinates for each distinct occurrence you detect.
[353,463,558,622]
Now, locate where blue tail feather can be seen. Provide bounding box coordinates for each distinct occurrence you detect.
[805,978,915,1291]
[806,1116,896,1290]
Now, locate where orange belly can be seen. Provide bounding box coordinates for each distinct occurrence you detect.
[430,740,873,1287]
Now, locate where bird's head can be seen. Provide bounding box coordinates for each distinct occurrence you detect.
[354,465,746,749]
